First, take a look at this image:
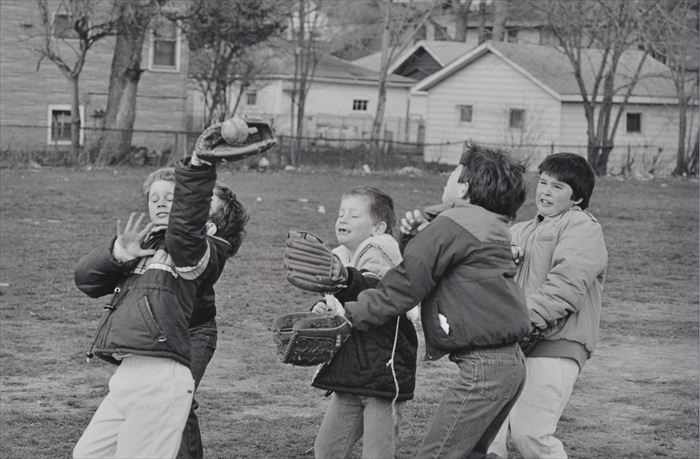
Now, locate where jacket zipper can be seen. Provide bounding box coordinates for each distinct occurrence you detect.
[86,287,121,362]
[143,296,168,343]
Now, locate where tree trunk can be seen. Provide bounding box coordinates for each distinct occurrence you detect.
[452,0,470,42]
[370,2,392,166]
[673,88,688,176]
[492,0,508,41]
[477,2,488,44]
[70,75,81,164]
[95,5,150,166]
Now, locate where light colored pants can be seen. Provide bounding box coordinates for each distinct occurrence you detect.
[74,355,194,459]
[488,357,579,459]
[314,392,403,459]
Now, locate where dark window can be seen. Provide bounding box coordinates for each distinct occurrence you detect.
[152,20,177,68]
[54,13,78,39]
[626,113,642,133]
[509,109,525,129]
[50,109,72,142]
[352,99,368,111]
[246,91,257,105]
[458,105,473,122]
[507,28,518,43]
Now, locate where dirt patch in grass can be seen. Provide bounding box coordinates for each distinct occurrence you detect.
[1,168,697,458]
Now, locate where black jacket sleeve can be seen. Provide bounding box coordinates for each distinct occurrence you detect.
[334,268,380,303]
[74,238,138,298]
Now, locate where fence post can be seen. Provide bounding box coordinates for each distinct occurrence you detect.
[550,142,554,155]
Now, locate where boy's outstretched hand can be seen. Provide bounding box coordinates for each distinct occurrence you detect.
[113,212,157,262]
[400,209,429,236]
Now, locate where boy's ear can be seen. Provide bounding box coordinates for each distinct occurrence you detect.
[205,221,218,236]
[372,221,387,235]
[572,196,583,205]
[458,181,469,200]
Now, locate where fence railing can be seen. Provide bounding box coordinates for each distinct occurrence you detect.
[0,123,685,175]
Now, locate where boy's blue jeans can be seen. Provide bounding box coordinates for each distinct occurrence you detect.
[314,392,404,459]
[176,319,218,459]
[416,343,526,459]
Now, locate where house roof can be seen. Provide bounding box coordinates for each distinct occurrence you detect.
[352,40,475,73]
[413,41,678,102]
[189,45,416,87]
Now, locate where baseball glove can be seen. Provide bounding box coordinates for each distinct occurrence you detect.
[284,231,348,293]
[193,116,276,163]
[272,312,352,366]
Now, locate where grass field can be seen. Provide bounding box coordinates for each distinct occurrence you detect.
[0,166,698,459]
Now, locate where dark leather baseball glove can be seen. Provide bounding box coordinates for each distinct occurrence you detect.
[272,312,352,366]
[193,117,276,163]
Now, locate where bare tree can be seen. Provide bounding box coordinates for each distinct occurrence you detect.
[183,0,286,126]
[450,0,473,42]
[370,0,435,163]
[535,0,658,175]
[34,0,116,162]
[286,0,328,166]
[644,0,700,176]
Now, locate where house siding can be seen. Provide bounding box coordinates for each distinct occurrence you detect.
[560,102,698,174]
[191,79,417,141]
[423,53,561,164]
[0,0,189,152]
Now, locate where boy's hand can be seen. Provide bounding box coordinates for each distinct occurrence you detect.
[311,294,345,316]
[113,213,157,262]
[400,209,429,235]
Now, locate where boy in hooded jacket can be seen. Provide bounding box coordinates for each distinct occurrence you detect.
[310,186,418,459]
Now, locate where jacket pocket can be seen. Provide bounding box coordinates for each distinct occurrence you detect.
[138,296,168,343]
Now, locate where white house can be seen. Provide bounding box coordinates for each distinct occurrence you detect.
[189,49,421,143]
[411,41,696,174]
[353,40,476,120]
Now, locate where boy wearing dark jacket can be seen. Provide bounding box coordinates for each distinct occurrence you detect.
[321,146,530,459]
[310,186,417,459]
[73,151,235,459]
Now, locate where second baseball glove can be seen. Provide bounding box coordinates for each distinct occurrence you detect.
[272,312,352,366]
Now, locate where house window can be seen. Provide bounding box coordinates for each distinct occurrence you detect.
[47,104,84,144]
[539,27,557,46]
[458,105,473,123]
[246,91,257,106]
[626,113,642,133]
[150,19,179,70]
[509,108,525,129]
[352,99,368,111]
[53,12,78,39]
[507,28,518,43]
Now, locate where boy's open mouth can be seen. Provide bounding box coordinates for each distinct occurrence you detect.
[337,228,349,235]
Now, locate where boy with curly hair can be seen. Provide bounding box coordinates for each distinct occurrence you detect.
[314,145,531,458]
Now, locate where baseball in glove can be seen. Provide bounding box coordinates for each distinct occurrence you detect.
[284,231,348,293]
[193,116,277,163]
[272,312,352,366]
